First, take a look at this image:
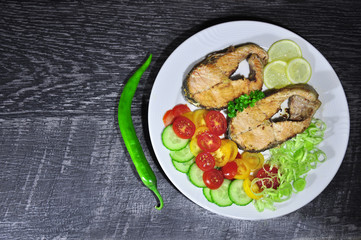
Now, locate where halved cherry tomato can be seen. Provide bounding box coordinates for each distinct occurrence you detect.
[212,139,238,167]
[173,104,191,116]
[234,158,251,179]
[182,111,194,122]
[205,110,227,136]
[203,169,224,190]
[197,131,221,152]
[226,140,239,162]
[196,152,215,171]
[163,104,191,127]
[221,161,238,180]
[192,126,210,140]
[193,109,209,128]
[241,152,264,172]
[172,116,196,139]
[163,109,175,126]
[256,164,280,190]
[189,137,202,156]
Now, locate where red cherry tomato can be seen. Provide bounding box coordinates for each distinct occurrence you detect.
[205,110,227,136]
[256,164,280,189]
[172,116,196,139]
[163,104,191,127]
[203,169,224,190]
[221,161,238,180]
[172,104,191,117]
[163,109,175,126]
[195,152,215,171]
[197,131,221,152]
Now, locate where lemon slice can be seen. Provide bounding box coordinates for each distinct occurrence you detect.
[268,39,302,62]
[286,57,312,84]
[264,60,291,89]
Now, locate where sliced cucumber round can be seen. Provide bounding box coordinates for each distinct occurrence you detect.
[228,179,253,206]
[170,144,194,162]
[203,187,213,203]
[162,125,189,151]
[172,158,194,173]
[210,179,233,207]
[188,163,206,188]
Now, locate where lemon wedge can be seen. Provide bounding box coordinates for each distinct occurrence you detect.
[286,57,312,84]
[268,39,302,62]
[264,60,291,89]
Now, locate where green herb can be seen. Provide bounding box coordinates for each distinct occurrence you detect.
[227,90,265,118]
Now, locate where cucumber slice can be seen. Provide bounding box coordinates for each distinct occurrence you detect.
[210,179,233,207]
[228,179,253,206]
[172,158,194,173]
[162,125,189,151]
[203,187,213,203]
[170,144,194,162]
[188,163,206,188]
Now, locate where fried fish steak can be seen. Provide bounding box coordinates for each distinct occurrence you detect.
[183,43,268,109]
[228,84,321,152]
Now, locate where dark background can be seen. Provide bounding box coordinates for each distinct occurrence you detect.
[1,1,360,239]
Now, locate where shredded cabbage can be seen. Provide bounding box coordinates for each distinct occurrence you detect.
[253,118,327,212]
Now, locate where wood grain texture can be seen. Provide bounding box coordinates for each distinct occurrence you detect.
[0,0,361,239]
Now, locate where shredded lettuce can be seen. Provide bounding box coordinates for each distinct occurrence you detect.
[253,118,327,212]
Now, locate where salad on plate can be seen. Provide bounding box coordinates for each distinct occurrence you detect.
[160,39,327,212]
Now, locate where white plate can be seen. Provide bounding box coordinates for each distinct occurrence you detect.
[148,21,350,220]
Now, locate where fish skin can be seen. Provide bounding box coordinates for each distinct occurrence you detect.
[183,43,268,109]
[228,84,321,152]
[288,95,321,121]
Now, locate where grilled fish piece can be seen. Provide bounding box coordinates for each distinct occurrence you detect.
[228,84,321,152]
[183,43,268,109]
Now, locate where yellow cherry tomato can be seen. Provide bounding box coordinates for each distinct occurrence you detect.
[182,111,194,123]
[212,139,238,167]
[234,158,251,179]
[189,125,210,156]
[192,126,209,140]
[241,152,265,172]
[189,137,202,156]
[193,109,209,128]
[243,178,263,200]
[226,140,238,161]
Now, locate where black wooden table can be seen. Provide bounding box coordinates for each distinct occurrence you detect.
[1,1,360,239]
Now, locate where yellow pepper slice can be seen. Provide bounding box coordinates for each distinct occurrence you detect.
[243,178,263,200]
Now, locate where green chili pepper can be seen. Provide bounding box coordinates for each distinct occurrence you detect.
[118,54,164,210]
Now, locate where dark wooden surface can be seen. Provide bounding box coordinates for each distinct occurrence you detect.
[1,1,360,239]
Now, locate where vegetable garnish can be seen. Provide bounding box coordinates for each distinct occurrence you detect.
[161,101,327,211]
[163,104,191,126]
[118,54,164,210]
[252,118,327,212]
[227,90,265,118]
